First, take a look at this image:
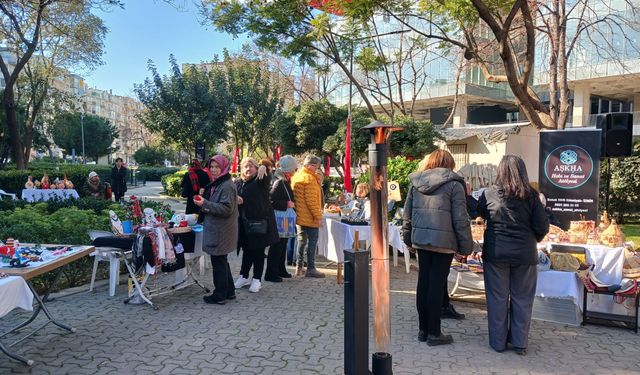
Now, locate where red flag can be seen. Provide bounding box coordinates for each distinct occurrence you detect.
[275,145,281,162]
[325,155,331,177]
[232,147,240,174]
[344,116,353,193]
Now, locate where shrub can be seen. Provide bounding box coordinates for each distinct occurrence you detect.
[357,156,418,208]
[134,145,172,166]
[161,170,187,197]
[0,166,180,196]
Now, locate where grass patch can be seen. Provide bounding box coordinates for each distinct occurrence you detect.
[622,224,640,249]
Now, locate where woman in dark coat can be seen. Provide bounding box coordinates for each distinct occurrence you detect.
[402,149,473,346]
[194,155,238,305]
[181,159,211,214]
[111,158,128,202]
[265,155,298,282]
[234,157,279,293]
[478,155,549,355]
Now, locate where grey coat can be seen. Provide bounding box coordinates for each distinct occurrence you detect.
[200,174,238,256]
[402,168,473,255]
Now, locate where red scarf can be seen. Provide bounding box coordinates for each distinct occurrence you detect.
[188,167,201,193]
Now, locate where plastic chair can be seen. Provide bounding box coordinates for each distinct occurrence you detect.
[88,230,126,297]
[0,189,17,200]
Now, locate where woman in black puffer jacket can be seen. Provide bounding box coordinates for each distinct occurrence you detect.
[478,155,549,356]
[402,149,473,346]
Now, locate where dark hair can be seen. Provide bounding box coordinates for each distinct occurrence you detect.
[115,157,123,163]
[496,155,534,200]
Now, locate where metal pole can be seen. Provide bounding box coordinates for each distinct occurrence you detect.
[81,112,86,164]
[344,249,371,375]
[605,158,611,212]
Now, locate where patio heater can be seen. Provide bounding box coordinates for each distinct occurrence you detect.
[366,120,401,375]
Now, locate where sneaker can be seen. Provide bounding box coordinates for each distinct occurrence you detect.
[418,330,427,342]
[226,294,236,301]
[248,279,261,293]
[441,303,466,320]
[295,266,305,277]
[427,334,453,346]
[234,276,251,289]
[305,268,325,278]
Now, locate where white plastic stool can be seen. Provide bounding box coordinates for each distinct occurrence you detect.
[88,230,125,297]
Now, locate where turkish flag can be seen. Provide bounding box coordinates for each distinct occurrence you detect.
[325,155,331,177]
[232,147,240,174]
[344,116,353,193]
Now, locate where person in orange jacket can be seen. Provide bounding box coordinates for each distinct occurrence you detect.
[290,155,325,278]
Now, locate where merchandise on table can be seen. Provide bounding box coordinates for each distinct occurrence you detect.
[600,219,625,248]
[567,220,596,244]
[0,243,79,268]
[623,247,640,279]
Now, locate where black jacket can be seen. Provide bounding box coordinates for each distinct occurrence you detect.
[111,166,128,195]
[181,169,211,215]
[270,177,294,211]
[478,187,550,265]
[236,174,279,249]
[466,195,479,219]
[402,168,473,255]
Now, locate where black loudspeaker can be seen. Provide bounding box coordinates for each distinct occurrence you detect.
[595,113,633,158]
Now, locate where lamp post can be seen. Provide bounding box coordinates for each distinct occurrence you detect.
[80,111,86,164]
[362,120,401,375]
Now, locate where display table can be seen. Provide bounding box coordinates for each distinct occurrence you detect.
[0,245,95,365]
[21,189,79,202]
[318,218,411,273]
[448,244,634,327]
[0,276,34,365]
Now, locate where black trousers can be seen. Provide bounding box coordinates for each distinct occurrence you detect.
[483,261,537,351]
[240,246,266,280]
[265,238,289,278]
[416,250,454,336]
[211,254,235,299]
[114,191,125,202]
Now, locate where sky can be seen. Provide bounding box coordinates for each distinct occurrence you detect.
[85,0,247,97]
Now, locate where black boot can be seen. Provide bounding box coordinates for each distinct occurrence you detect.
[418,330,427,342]
[427,333,453,346]
[441,303,466,320]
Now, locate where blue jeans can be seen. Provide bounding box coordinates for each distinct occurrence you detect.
[296,225,319,270]
[287,237,296,263]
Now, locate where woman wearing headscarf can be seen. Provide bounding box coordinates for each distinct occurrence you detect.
[402,149,473,346]
[194,155,238,305]
[234,157,279,293]
[478,155,549,355]
[181,159,211,214]
[265,155,298,282]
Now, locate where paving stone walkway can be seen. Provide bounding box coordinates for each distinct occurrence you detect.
[1,253,639,374]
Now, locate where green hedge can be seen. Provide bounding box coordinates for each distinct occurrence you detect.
[0,166,180,197]
[161,170,187,197]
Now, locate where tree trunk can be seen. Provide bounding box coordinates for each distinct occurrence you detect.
[3,88,26,169]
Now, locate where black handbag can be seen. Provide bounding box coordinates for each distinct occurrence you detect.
[241,209,268,235]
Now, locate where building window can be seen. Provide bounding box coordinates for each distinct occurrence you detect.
[447,144,468,169]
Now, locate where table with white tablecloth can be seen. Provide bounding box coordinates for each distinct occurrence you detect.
[317,218,411,273]
[0,276,34,365]
[21,189,79,202]
[449,244,633,325]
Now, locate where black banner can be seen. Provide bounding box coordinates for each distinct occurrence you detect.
[539,129,601,230]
